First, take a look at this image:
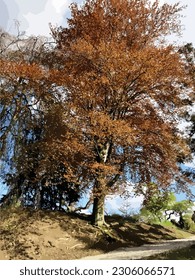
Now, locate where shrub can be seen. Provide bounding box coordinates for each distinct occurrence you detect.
[183,215,195,231]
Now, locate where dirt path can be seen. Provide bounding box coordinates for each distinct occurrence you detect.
[81,236,195,260]
[1,236,195,260]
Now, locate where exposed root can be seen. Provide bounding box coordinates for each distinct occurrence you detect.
[96,224,123,244]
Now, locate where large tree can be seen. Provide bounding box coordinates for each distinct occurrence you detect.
[47,0,193,226]
[0,1,193,226]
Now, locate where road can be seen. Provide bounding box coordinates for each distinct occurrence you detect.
[81,236,195,260]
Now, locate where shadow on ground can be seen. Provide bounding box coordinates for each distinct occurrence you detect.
[0,207,193,260]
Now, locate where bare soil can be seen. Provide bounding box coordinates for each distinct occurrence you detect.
[0,207,194,260]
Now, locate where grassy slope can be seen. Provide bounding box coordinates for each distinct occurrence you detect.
[0,207,194,260]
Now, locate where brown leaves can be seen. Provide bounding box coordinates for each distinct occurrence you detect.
[1,0,192,202]
[88,111,134,142]
[60,0,183,48]
[46,0,192,192]
[0,59,46,81]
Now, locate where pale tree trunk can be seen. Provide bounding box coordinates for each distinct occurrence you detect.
[34,186,42,210]
[91,171,120,226]
[91,141,112,226]
[92,193,106,226]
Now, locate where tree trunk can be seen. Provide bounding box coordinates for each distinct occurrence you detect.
[34,187,42,210]
[92,193,105,226]
[91,141,112,226]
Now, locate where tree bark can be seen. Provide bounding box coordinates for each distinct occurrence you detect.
[91,141,116,226]
[34,187,42,210]
[92,193,105,227]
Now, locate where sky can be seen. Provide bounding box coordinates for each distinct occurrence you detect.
[0,0,194,45]
[0,0,194,213]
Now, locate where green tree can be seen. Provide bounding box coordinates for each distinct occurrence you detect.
[140,184,176,222]
[140,187,193,227]
[168,199,194,229]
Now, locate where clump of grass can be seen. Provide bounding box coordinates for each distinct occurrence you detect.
[144,244,195,260]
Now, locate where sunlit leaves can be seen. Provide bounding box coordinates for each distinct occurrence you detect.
[0,1,194,221]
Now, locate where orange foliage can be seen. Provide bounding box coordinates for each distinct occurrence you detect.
[47,0,190,193]
[0,59,46,81]
[0,1,193,225]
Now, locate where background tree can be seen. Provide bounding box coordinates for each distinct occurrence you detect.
[0,21,85,212]
[0,31,84,210]
[139,184,176,222]
[178,43,195,182]
[0,30,47,206]
[139,188,194,228]
[139,185,193,228]
[165,198,194,229]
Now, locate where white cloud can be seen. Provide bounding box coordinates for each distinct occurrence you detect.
[23,1,71,36]
[4,0,74,36]
[79,184,144,216]
[51,0,70,14]
[2,0,195,45]
[105,185,144,215]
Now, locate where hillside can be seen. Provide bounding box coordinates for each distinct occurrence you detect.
[0,207,194,260]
